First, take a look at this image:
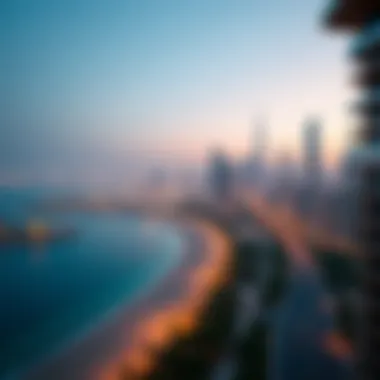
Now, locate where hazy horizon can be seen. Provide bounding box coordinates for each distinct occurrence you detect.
[2,0,355,186]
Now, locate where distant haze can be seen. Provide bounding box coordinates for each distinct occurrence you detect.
[1,0,352,186]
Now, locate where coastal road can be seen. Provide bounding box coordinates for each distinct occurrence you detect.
[244,194,353,380]
[269,247,353,380]
[211,206,272,380]
[211,283,261,380]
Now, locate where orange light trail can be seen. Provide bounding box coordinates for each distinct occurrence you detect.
[98,219,232,380]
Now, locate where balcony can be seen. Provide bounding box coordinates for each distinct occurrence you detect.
[324,0,380,30]
[355,63,380,86]
[354,90,380,115]
[351,20,380,59]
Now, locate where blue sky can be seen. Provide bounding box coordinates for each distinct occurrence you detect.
[1,0,354,185]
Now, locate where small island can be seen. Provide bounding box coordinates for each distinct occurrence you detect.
[0,220,76,246]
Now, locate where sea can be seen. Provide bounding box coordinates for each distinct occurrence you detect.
[0,187,183,379]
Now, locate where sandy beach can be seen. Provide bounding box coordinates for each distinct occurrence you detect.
[25,217,231,380]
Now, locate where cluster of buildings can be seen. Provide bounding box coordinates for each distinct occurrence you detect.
[139,2,380,379]
[207,116,360,238]
[208,1,380,378]
[207,119,269,202]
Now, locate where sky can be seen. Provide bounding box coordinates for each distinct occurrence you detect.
[1,0,357,186]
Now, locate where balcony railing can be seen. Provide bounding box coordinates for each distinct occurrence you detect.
[351,20,380,56]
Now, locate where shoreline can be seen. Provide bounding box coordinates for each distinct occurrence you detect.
[25,217,231,380]
[6,221,183,380]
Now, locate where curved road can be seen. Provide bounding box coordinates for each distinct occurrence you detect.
[245,194,354,380]
[270,247,353,380]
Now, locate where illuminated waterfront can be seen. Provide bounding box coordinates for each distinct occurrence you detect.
[0,189,183,379]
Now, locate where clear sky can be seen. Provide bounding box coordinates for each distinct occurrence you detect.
[1,0,356,186]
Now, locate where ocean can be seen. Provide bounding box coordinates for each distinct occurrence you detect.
[0,187,183,379]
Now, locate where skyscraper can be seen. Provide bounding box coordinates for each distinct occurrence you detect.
[207,148,233,201]
[325,2,380,379]
[297,117,323,220]
[270,150,297,205]
[303,117,322,186]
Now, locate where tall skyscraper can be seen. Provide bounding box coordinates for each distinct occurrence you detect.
[207,148,233,201]
[303,117,322,186]
[268,150,297,205]
[298,117,323,220]
[325,2,380,379]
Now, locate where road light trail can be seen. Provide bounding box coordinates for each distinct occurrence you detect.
[243,192,353,380]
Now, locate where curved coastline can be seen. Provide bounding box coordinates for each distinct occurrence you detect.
[24,216,231,380]
[1,216,183,380]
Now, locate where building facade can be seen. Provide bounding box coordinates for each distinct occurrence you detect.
[325,2,380,379]
[303,118,322,185]
[298,118,323,220]
[207,149,233,201]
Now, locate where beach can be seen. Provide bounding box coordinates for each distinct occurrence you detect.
[25,217,231,380]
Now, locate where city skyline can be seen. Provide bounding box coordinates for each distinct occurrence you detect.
[2,0,355,185]
[0,2,367,378]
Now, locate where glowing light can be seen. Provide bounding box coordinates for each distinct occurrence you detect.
[99,219,231,380]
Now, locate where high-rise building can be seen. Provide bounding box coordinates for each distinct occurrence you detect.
[298,118,323,219]
[269,150,298,205]
[325,2,380,379]
[207,148,233,201]
[303,117,322,186]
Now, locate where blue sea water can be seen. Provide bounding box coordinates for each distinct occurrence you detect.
[0,187,183,379]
